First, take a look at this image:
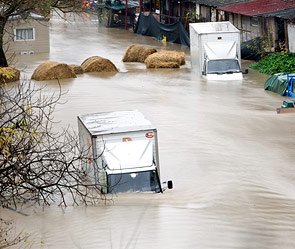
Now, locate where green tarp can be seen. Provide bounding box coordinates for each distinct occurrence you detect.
[264,73,289,96]
[134,13,190,47]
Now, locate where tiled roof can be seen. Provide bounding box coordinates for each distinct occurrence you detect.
[259,8,295,20]
[218,0,295,16]
[191,0,249,7]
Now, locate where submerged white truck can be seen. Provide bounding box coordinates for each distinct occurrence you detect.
[78,110,172,194]
[189,21,244,81]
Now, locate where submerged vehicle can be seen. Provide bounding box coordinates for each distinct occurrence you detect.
[189,21,244,81]
[276,99,295,114]
[78,110,173,194]
[265,73,295,98]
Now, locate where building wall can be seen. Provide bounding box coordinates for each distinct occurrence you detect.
[288,23,295,53]
[200,5,210,21]
[228,13,262,42]
[3,18,50,55]
[199,8,250,39]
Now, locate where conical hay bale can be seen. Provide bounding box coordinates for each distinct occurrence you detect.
[122,44,157,63]
[145,51,186,68]
[81,56,118,73]
[69,64,84,74]
[31,61,76,81]
[0,67,20,84]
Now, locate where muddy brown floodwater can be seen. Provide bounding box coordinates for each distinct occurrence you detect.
[2,13,295,249]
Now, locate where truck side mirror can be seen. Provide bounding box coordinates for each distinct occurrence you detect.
[202,71,206,76]
[167,180,173,189]
[243,69,249,74]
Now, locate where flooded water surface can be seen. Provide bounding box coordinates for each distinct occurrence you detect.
[2,14,295,249]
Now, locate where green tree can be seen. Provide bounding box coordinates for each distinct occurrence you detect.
[0,0,83,67]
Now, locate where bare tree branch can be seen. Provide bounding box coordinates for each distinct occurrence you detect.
[0,218,27,249]
[0,79,109,209]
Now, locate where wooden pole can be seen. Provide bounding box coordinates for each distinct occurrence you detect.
[139,0,142,11]
[125,0,128,29]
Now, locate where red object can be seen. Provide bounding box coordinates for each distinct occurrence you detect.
[218,0,295,16]
[139,0,143,11]
[122,137,132,142]
[145,131,154,139]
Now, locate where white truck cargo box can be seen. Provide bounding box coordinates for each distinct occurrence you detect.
[189,21,243,80]
[78,110,171,194]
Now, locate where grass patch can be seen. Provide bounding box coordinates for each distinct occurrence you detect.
[250,52,295,75]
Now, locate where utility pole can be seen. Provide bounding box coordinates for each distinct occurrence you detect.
[125,0,128,29]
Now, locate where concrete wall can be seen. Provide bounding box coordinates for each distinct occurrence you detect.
[266,17,276,50]
[3,18,50,55]
[287,23,295,53]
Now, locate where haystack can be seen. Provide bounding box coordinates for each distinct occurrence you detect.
[81,56,118,73]
[145,50,186,69]
[69,64,84,74]
[0,67,20,84]
[31,61,76,81]
[122,44,157,63]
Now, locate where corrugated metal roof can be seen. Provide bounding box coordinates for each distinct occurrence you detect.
[8,12,48,21]
[218,0,295,16]
[259,8,295,20]
[191,0,248,7]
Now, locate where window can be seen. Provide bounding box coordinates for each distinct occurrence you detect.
[14,28,35,41]
[107,170,161,193]
[207,59,241,74]
[251,17,259,27]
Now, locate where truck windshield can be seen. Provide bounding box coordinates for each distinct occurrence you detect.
[107,170,161,193]
[207,59,241,74]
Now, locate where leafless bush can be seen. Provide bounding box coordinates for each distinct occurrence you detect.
[0,218,27,249]
[0,79,106,209]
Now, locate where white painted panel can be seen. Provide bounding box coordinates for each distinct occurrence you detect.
[288,23,295,53]
[104,140,153,171]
